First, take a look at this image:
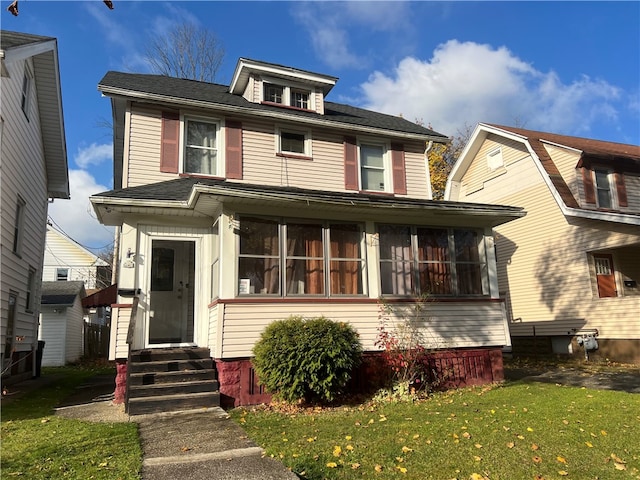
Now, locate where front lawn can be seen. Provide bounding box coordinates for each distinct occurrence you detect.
[1,366,142,479]
[232,382,640,479]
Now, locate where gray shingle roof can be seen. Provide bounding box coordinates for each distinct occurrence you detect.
[0,30,55,50]
[41,281,85,306]
[98,71,448,140]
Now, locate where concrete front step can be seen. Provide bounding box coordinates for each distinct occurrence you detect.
[128,358,213,374]
[129,379,219,398]
[131,347,211,363]
[128,391,221,416]
[129,368,217,386]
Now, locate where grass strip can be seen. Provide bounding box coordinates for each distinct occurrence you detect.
[231,382,640,480]
[1,366,142,479]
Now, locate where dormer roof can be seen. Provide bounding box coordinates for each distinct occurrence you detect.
[229,57,338,96]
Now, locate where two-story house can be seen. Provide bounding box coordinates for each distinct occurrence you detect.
[1,30,69,384]
[43,224,110,290]
[446,124,640,363]
[91,59,524,412]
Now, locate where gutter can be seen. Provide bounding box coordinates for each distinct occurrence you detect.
[98,86,448,144]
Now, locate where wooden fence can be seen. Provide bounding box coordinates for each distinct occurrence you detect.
[84,323,110,359]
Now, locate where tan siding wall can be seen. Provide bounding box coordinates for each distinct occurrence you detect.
[543,144,581,202]
[1,56,50,354]
[460,134,530,197]
[219,301,508,358]
[460,138,640,341]
[111,306,132,360]
[624,173,640,211]
[127,106,174,187]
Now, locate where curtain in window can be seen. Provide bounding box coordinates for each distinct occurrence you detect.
[285,223,324,295]
[379,225,413,295]
[329,224,362,295]
[418,228,451,295]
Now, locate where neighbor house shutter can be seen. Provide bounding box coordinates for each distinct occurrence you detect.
[344,136,358,190]
[391,143,407,195]
[615,172,628,207]
[582,167,596,204]
[225,120,243,179]
[160,112,180,174]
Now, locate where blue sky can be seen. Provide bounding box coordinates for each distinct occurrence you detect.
[3,1,639,253]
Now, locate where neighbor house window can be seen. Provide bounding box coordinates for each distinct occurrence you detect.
[26,267,36,311]
[379,224,487,296]
[12,197,26,255]
[360,143,387,192]
[486,148,503,170]
[594,169,612,209]
[20,65,32,118]
[56,268,69,281]
[277,127,311,157]
[237,217,365,297]
[184,118,219,175]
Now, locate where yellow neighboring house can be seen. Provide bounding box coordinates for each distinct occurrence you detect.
[446,124,640,363]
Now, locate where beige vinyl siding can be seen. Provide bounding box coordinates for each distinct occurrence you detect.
[64,296,85,363]
[1,56,49,354]
[110,306,132,360]
[461,138,640,342]
[460,134,529,197]
[219,300,508,358]
[208,303,220,357]
[543,144,581,202]
[126,106,174,187]
[623,173,640,211]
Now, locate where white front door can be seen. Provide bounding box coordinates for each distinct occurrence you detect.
[147,240,195,346]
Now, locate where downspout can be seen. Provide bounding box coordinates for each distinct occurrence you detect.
[424,141,434,199]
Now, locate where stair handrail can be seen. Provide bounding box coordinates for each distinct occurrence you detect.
[126,296,139,345]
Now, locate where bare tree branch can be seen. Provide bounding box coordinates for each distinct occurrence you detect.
[145,22,225,83]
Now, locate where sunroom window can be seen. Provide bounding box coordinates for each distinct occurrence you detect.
[379,224,487,296]
[237,217,365,297]
[184,118,218,175]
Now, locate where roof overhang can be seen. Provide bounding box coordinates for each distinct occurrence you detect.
[91,181,525,229]
[229,57,338,96]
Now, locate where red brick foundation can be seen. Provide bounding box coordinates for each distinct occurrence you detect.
[113,359,127,404]
[215,359,272,408]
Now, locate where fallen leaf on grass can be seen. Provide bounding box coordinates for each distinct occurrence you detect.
[506,442,515,449]
[531,444,539,451]
[351,463,360,469]
[532,456,543,463]
[475,443,483,449]
[180,447,191,452]
[610,453,625,464]
[333,446,342,457]
[558,470,569,476]
[374,464,383,472]
[326,462,337,468]
[396,466,408,473]
[585,442,593,448]
[402,446,413,453]
[557,456,567,464]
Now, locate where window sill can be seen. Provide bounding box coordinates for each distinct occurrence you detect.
[179,173,225,180]
[261,101,314,113]
[276,152,313,161]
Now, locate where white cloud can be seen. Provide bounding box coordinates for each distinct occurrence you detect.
[74,143,112,169]
[48,170,114,252]
[360,40,623,137]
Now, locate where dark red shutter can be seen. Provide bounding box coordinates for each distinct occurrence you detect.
[344,136,358,190]
[160,112,180,173]
[391,143,407,195]
[582,167,596,204]
[225,120,243,180]
[615,172,628,207]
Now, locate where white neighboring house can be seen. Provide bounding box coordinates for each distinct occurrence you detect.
[43,224,111,291]
[39,281,86,366]
[1,30,69,383]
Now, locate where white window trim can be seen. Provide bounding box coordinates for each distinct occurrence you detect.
[358,138,391,193]
[179,114,222,177]
[275,125,312,157]
[56,268,69,281]
[261,76,316,111]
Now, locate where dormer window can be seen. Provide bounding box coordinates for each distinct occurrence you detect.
[264,83,284,104]
[262,81,312,110]
[291,89,309,109]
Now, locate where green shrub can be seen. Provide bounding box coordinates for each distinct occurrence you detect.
[252,315,362,403]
